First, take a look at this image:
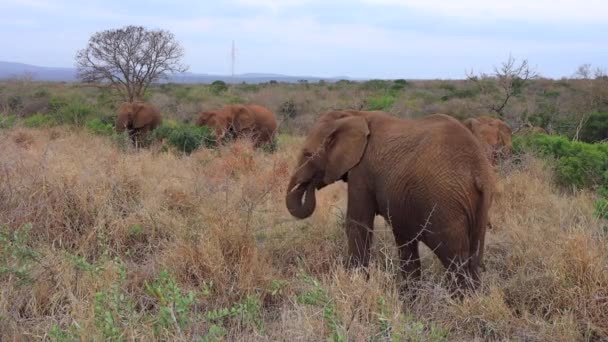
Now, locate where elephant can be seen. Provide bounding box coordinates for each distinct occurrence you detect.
[115,102,162,146]
[285,110,494,290]
[196,104,278,149]
[463,116,513,165]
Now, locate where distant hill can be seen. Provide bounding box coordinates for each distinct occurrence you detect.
[0,61,359,84]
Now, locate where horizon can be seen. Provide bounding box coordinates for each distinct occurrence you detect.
[1,0,607,79]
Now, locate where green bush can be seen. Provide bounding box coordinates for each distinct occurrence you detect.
[366,95,395,111]
[0,114,17,129]
[514,134,608,189]
[210,80,228,95]
[361,79,391,91]
[52,100,95,126]
[153,121,215,154]
[24,113,56,128]
[86,118,114,136]
[580,112,608,143]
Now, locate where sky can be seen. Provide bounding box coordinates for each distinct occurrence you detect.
[1,0,607,79]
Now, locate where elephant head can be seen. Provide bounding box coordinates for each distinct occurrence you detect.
[197,111,230,140]
[464,116,512,163]
[116,102,147,132]
[286,111,370,218]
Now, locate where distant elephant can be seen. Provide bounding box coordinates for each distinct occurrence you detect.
[115,102,162,145]
[285,110,494,290]
[463,116,513,165]
[196,104,278,149]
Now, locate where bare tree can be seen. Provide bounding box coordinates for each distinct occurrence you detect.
[467,55,538,120]
[571,64,608,140]
[76,25,187,102]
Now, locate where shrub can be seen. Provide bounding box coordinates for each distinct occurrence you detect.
[514,134,608,189]
[0,114,17,129]
[580,112,608,143]
[23,113,56,128]
[279,99,298,119]
[86,118,114,136]
[210,80,228,95]
[153,121,215,154]
[361,79,391,91]
[52,100,95,126]
[366,95,395,111]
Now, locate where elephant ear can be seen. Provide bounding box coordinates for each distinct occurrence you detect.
[323,116,370,184]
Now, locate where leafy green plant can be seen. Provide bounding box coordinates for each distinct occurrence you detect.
[205,295,264,332]
[0,114,17,129]
[0,224,40,285]
[145,270,196,332]
[24,113,56,128]
[210,80,228,95]
[366,95,395,111]
[86,118,114,136]
[94,263,134,340]
[514,134,608,189]
[164,124,215,153]
[580,112,608,143]
[297,274,344,342]
[52,100,95,126]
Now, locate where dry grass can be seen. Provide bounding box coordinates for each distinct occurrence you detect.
[0,127,607,341]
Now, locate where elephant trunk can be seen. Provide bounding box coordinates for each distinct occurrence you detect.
[285,177,316,219]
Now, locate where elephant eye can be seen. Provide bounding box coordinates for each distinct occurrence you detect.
[302,151,313,158]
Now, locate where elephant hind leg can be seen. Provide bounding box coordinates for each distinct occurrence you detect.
[423,219,480,292]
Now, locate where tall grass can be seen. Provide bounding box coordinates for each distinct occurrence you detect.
[0,127,606,340]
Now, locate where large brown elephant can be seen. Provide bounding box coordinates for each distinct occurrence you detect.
[285,110,494,290]
[115,102,162,145]
[463,115,512,165]
[196,104,278,149]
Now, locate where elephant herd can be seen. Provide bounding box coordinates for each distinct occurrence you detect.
[115,102,278,148]
[115,100,522,293]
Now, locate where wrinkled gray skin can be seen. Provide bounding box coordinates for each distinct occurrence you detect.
[115,102,163,146]
[286,110,494,291]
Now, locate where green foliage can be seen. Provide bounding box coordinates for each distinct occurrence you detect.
[52,100,95,126]
[48,324,81,342]
[24,113,57,128]
[514,134,608,189]
[145,270,196,331]
[366,95,395,111]
[0,224,40,286]
[94,263,134,340]
[374,296,449,342]
[594,187,608,220]
[86,118,114,136]
[205,295,264,332]
[34,89,50,98]
[210,80,228,95]
[279,99,299,119]
[0,114,17,129]
[297,274,344,342]
[580,112,608,143]
[361,79,392,91]
[153,121,215,153]
[440,85,479,101]
[167,124,215,154]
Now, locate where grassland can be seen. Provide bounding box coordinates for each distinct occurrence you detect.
[1,79,607,340]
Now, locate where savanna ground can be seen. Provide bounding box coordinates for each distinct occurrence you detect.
[1,78,607,341]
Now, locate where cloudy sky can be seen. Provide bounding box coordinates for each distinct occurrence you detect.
[1,0,607,78]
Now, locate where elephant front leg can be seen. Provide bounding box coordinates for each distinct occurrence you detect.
[345,186,376,270]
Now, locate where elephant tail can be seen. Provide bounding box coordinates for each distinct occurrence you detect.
[469,176,490,286]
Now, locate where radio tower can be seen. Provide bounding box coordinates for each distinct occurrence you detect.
[231,40,236,78]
